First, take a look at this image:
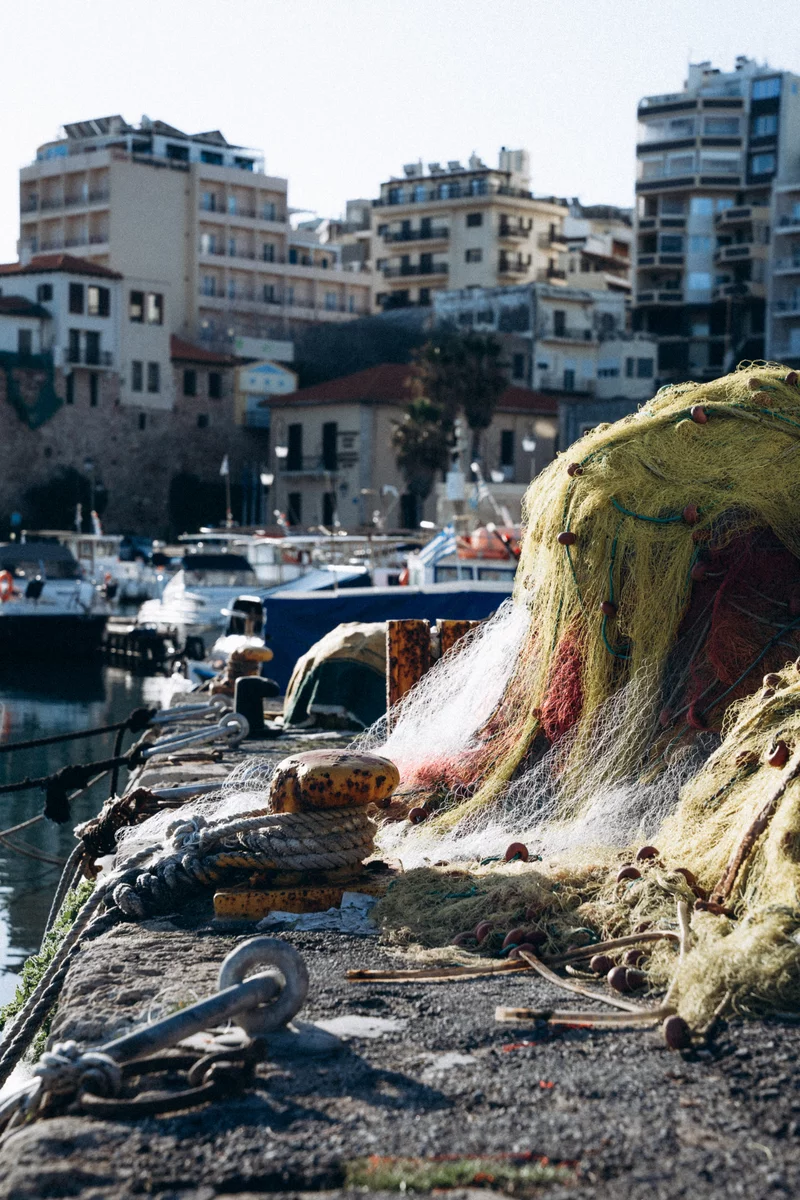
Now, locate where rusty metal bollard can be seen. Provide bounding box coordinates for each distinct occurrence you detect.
[386,619,431,727]
[437,619,482,658]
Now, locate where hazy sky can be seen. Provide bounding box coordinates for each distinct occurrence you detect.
[2,0,800,261]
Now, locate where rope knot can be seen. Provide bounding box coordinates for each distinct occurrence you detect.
[168,815,207,852]
[43,764,94,824]
[35,1040,122,1098]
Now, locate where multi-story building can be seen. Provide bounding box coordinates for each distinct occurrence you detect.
[433,283,658,402]
[768,181,800,363]
[18,115,372,380]
[262,362,559,530]
[372,149,568,311]
[562,203,633,293]
[634,57,800,382]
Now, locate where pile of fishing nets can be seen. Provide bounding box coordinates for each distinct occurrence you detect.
[360,363,800,1024]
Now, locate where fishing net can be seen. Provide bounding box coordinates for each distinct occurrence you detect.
[358,364,800,1022]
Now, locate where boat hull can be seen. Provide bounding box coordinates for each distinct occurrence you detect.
[0,613,108,658]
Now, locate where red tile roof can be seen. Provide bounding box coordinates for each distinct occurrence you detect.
[170,335,238,365]
[275,362,558,415]
[0,254,121,280]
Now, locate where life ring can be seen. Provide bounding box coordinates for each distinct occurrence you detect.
[0,571,14,602]
[398,567,409,586]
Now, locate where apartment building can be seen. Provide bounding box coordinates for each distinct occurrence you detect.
[634,57,800,381]
[18,116,372,375]
[372,149,568,311]
[433,283,658,401]
[562,204,633,293]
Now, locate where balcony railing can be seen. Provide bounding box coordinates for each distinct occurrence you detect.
[382,262,449,277]
[382,226,449,243]
[499,222,531,239]
[197,287,369,316]
[773,300,800,316]
[537,372,595,394]
[499,257,531,274]
[773,257,800,273]
[279,455,335,476]
[537,324,595,342]
[67,347,113,367]
[536,231,566,249]
[535,266,566,281]
[375,181,566,207]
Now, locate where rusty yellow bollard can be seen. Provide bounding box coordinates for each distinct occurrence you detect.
[436,619,482,658]
[386,619,431,726]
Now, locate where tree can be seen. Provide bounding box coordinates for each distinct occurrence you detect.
[391,397,451,519]
[408,329,507,460]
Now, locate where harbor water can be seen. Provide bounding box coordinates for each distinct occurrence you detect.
[0,663,160,1007]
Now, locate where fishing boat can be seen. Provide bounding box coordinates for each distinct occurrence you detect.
[20,530,162,602]
[0,543,109,658]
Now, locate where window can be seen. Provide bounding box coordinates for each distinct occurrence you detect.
[69,283,84,314]
[262,201,276,221]
[701,155,740,173]
[751,113,778,137]
[418,288,430,306]
[37,283,52,302]
[716,197,734,212]
[413,184,427,202]
[87,285,110,316]
[166,143,189,161]
[667,154,695,175]
[704,117,740,136]
[68,328,81,363]
[138,413,147,430]
[285,285,294,306]
[66,374,74,404]
[687,271,712,291]
[89,374,98,406]
[129,290,144,322]
[85,331,100,365]
[597,365,619,378]
[200,150,223,165]
[465,248,482,263]
[553,310,566,336]
[131,361,143,392]
[288,248,298,264]
[183,369,197,397]
[227,195,238,215]
[625,357,635,378]
[263,284,276,303]
[689,235,713,253]
[512,353,525,380]
[146,292,163,325]
[750,152,776,176]
[234,157,254,171]
[661,197,685,215]
[202,276,217,297]
[752,77,781,100]
[287,492,303,526]
[660,235,684,253]
[691,318,710,337]
[262,243,275,262]
[197,414,209,428]
[147,362,160,394]
[17,329,32,356]
[690,197,714,215]
[466,212,483,227]
[637,358,654,379]
[322,421,338,471]
[201,191,217,212]
[500,430,515,466]
[208,372,222,399]
[325,291,338,311]
[323,492,336,527]
[563,368,575,391]
[287,423,303,471]
[228,236,237,258]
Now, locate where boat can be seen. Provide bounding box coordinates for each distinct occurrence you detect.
[0,542,109,658]
[405,524,521,586]
[19,530,163,603]
[135,550,260,649]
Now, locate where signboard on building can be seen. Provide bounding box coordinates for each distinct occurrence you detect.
[234,336,294,363]
[236,360,298,429]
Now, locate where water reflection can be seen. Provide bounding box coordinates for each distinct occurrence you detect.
[0,664,152,1006]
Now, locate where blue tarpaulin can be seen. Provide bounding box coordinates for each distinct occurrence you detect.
[262,581,512,690]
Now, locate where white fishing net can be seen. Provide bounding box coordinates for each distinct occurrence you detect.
[355,599,716,870]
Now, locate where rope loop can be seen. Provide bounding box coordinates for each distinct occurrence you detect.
[35,1040,122,1099]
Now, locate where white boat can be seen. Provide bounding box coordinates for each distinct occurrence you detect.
[135,550,260,647]
[0,542,109,658]
[406,524,521,587]
[20,530,162,602]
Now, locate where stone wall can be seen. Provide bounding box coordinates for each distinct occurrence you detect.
[0,362,268,536]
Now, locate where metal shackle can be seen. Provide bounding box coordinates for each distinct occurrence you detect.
[217,936,309,1035]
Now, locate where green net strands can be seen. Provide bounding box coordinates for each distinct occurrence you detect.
[410,363,800,832]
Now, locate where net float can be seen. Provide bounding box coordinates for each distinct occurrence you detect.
[682,503,700,525]
[690,405,708,423]
[600,600,617,617]
[785,370,799,386]
[504,842,529,862]
[589,953,614,975]
[624,968,647,990]
[663,1015,692,1050]
[557,531,577,546]
[623,948,645,967]
[607,965,630,992]
[501,927,527,949]
[566,462,583,477]
[616,864,641,883]
[474,921,492,943]
[767,740,790,768]
[408,806,427,824]
[636,845,659,861]
[763,673,782,689]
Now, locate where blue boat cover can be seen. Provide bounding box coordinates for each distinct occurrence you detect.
[262,581,512,689]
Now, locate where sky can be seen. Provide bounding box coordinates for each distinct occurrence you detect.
[1,0,800,261]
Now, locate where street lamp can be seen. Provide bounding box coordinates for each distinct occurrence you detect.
[83,456,96,518]
[259,471,274,526]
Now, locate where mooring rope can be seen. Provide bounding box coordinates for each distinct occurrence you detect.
[0,707,155,756]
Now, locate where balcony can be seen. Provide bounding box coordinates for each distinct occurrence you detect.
[499,257,532,275]
[498,221,531,240]
[715,204,769,227]
[712,280,765,300]
[714,242,768,263]
[536,230,567,251]
[773,256,800,275]
[382,262,449,278]
[382,226,449,243]
[21,198,38,213]
[773,300,800,317]
[279,455,333,477]
[776,216,800,235]
[67,347,113,367]
[537,372,595,394]
[537,323,596,342]
[535,266,566,282]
